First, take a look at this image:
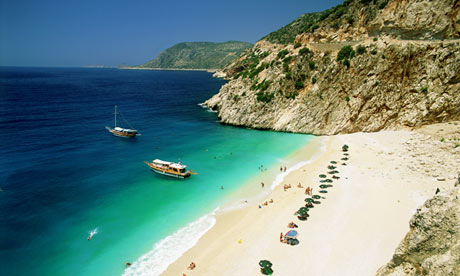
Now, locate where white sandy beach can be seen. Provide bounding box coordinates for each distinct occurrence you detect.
[160,122,459,276]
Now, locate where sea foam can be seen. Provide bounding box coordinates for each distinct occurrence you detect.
[122,212,216,276]
[270,137,328,190]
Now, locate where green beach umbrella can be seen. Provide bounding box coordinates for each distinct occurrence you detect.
[330,161,337,164]
[259,260,272,268]
[312,195,321,199]
[319,174,327,178]
[319,190,327,193]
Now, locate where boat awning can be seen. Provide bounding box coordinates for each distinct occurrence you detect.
[170,163,187,169]
[152,159,172,165]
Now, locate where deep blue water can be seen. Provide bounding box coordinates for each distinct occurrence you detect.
[0,67,312,276]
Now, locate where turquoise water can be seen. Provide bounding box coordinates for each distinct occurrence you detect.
[0,67,312,275]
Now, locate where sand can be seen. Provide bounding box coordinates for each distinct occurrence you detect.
[161,124,459,276]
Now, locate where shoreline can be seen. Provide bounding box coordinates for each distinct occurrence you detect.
[123,135,321,276]
[158,123,459,276]
[120,67,217,73]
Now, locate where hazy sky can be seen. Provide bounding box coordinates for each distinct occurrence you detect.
[0,0,343,67]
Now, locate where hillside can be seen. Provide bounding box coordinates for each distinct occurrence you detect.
[139,41,252,70]
[203,0,460,135]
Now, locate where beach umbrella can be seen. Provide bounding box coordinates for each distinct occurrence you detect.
[330,161,337,164]
[342,144,349,152]
[328,165,336,170]
[259,260,272,268]
[319,190,327,193]
[312,195,321,199]
[285,230,298,238]
[305,198,314,202]
[319,174,327,178]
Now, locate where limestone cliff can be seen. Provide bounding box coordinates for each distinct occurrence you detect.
[375,186,460,276]
[203,0,460,135]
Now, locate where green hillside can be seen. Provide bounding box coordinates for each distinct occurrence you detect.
[140,41,252,70]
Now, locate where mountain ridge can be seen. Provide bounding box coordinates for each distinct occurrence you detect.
[139,41,252,70]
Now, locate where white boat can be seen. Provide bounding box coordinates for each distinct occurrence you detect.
[105,105,140,138]
[144,159,195,178]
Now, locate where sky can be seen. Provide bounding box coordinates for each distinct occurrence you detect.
[0,0,344,67]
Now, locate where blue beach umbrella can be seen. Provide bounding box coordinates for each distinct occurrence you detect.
[285,230,298,238]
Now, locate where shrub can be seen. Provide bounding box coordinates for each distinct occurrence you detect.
[440,137,445,142]
[283,62,289,72]
[308,61,316,70]
[242,92,246,96]
[286,72,292,80]
[379,0,389,9]
[370,49,377,55]
[312,77,317,84]
[285,90,299,99]
[294,42,302,49]
[345,96,350,102]
[233,95,239,101]
[373,37,378,41]
[360,0,372,4]
[331,22,340,29]
[337,45,355,62]
[261,51,270,58]
[277,49,289,59]
[283,56,293,63]
[335,7,345,18]
[311,24,320,32]
[421,86,428,94]
[343,59,350,68]
[299,47,312,55]
[256,92,274,103]
[346,16,354,24]
[295,81,305,89]
[356,45,366,55]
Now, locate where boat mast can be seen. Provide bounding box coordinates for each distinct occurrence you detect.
[114,105,117,127]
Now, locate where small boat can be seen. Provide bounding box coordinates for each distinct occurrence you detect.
[105,105,140,138]
[144,159,195,178]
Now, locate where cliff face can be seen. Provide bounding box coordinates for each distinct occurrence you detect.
[204,0,460,135]
[375,186,460,276]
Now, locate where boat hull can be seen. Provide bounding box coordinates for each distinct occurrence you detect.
[105,126,138,138]
[150,168,190,179]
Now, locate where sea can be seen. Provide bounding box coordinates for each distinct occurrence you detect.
[0,67,314,276]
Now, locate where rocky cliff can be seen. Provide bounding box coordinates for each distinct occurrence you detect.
[375,185,460,276]
[203,0,460,135]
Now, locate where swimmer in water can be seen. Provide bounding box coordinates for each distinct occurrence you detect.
[87,228,98,240]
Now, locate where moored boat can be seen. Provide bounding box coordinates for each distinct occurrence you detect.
[144,159,194,178]
[105,105,140,138]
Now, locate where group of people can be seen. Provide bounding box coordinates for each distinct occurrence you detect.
[305,186,313,195]
[280,166,287,172]
[259,198,274,208]
[283,184,292,191]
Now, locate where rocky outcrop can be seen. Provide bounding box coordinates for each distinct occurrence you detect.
[203,0,460,135]
[375,186,460,276]
[204,38,460,135]
[368,0,460,40]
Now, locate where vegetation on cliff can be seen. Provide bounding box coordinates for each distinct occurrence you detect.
[140,41,252,70]
[205,0,460,135]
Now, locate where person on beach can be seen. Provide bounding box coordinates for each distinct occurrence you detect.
[280,232,283,242]
[221,186,224,190]
[187,262,196,270]
[261,182,264,188]
[284,166,286,172]
[288,222,298,228]
[284,184,287,191]
[297,183,303,188]
[263,201,268,206]
[269,199,273,203]
[280,166,283,171]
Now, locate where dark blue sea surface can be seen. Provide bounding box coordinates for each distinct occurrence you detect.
[0,67,311,276]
